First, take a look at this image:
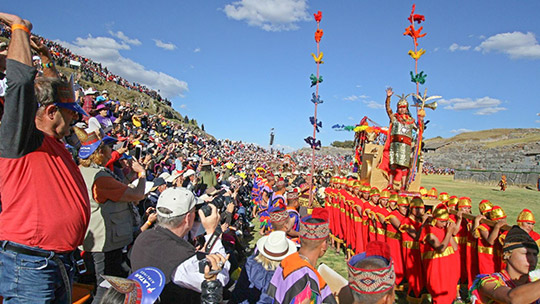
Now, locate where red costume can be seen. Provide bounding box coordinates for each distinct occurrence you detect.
[386,209,405,284]
[352,195,364,254]
[400,216,425,299]
[474,223,503,275]
[420,224,458,304]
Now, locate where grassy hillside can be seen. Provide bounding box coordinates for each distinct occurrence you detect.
[425,128,540,147]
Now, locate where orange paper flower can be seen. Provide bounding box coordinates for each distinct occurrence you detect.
[314,11,322,22]
[315,29,323,43]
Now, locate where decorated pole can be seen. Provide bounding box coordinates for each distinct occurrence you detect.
[306,11,324,207]
[403,4,439,189]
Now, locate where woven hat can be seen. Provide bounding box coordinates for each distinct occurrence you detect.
[517,209,536,224]
[299,208,330,240]
[348,241,395,295]
[101,267,165,304]
[269,207,289,224]
[256,231,297,261]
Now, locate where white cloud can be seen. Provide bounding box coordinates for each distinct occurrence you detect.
[193,48,201,53]
[179,104,187,109]
[433,47,440,52]
[153,39,177,51]
[108,31,141,45]
[451,128,473,134]
[57,35,188,98]
[476,31,540,59]
[273,144,296,153]
[536,120,540,123]
[343,95,359,101]
[347,116,354,121]
[363,100,384,109]
[223,0,310,32]
[449,43,471,52]
[355,84,362,88]
[439,96,507,115]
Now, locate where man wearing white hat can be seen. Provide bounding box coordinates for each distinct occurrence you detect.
[130,187,229,303]
[231,231,296,303]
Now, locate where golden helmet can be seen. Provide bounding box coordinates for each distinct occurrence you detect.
[490,206,507,221]
[447,196,458,208]
[398,195,410,206]
[361,184,371,193]
[380,190,391,199]
[389,194,399,203]
[419,187,427,197]
[370,187,380,196]
[517,209,536,224]
[409,196,424,208]
[353,181,362,189]
[347,178,356,187]
[397,97,409,108]
[427,187,438,198]
[438,192,450,203]
[432,203,450,222]
[457,197,472,209]
[479,200,494,215]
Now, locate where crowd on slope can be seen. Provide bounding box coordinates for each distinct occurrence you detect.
[2,12,540,304]
[422,161,455,175]
[0,23,171,105]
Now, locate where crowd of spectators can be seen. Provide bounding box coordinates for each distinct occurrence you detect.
[422,161,455,175]
[0,13,344,303]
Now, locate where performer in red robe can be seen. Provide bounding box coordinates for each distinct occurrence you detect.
[400,196,427,303]
[367,187,380,242]
[420,204,459,304]
[474,206,507,275]
[326,178,337,249]
[386,194,408,286]
[455,197,473,288]
[360,184,371,249]
[352,182,364,254]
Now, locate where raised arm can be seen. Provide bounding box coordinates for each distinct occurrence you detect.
[385,87,394,118]
[0,13,32,66]
[30,37,58,78]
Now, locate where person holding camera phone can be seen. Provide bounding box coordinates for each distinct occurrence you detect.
[130,187,230,303]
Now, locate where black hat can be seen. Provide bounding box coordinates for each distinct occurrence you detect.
[503,225,539,253]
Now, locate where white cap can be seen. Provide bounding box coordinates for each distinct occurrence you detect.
[156,188,197,218]
[183,169,196,178]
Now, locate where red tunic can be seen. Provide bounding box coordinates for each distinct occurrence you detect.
[453,217,470,285]
[376,207,390,242]
[344,192,355,252]
[420,224,458,304]
[366,203,379,242]
[386,210,405,284]
[475,223,503,275]
[400,216,425,298]
[352,196,364,254]
[338,190,347,242]
[466,220,480,289]
[324,187,334,238]
[361,199,370,250]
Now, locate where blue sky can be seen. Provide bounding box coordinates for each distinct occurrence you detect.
[5,1,540,151]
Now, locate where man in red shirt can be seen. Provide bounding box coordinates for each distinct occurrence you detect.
[0,13,90,303]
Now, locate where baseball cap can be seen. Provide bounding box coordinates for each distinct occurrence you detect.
[156,188,197,218]
[150,177,167,191]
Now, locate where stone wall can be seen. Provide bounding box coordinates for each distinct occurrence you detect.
[454,170,540,187]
